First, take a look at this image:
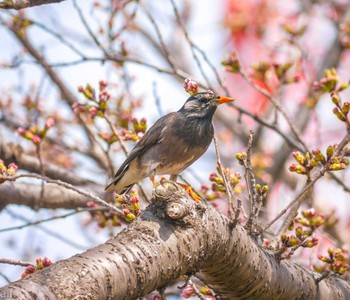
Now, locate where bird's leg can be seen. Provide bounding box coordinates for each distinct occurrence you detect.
[149,175,167,186]
[169,174,177,181]
[176,182,201,203]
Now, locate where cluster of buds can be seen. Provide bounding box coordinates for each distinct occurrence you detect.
[87,190,141,227]
[313,68,345,93]
[118,117,147,142]
[201,169,241,201]
[295,208,325,231]
[0,161,18,182]
[75,81,111,119]
[221,52,241,74]
[17,117,55,145]
[117,191,141,222]
[330,91,350,126]
[251,61,271,81]
[87,201,122,228]
[21,257,53,278]
[316,248,349,276]
[272,62,300,84]
[98,132,118,145]
[183,78,198,95]
[255,183,269,196]
[276,209,323,259]
[289,147,349,177]
[181,284,214,299]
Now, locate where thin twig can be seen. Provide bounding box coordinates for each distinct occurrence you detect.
[261,132,350,235]
[0,208,106,233]
[0,258,34,267]
[169,0,212,90]
[188,279,206,300]
[5,208,88,250]
[213,135,235,219]
[244,131,258,231]
[239,69,308,152]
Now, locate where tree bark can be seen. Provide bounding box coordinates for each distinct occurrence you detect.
[0,182,93,209]
[1,181,349,299]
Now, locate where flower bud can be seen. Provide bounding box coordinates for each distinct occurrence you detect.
[45,117,55,129]
[331,91,340,104]
[343,102,350,114]
[183,78,198,95]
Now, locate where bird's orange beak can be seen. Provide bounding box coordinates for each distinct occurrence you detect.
[217,96,234,104]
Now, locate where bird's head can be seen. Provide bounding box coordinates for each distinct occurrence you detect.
[180,92,234,119]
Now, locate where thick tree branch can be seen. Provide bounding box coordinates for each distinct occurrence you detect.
[0,141,92,186]
[0,181,91,209]
[1,181,349,299]
[0,0,65,10]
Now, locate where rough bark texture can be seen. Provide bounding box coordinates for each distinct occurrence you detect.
[0,181,349,299]
[0,0,65,10]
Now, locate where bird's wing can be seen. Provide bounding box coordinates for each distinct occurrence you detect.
[107,112,177,187]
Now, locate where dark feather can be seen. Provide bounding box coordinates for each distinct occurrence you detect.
[105,113,177,191]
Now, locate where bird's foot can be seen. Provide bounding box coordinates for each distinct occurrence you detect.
[149,176,167,186]
[176,183,201,202]
[149,176,157,186]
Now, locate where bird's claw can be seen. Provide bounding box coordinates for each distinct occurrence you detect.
[176,183,201,202]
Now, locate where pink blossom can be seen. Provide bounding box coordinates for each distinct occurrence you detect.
[183,78,198,95]
[18,127,26,135]
[32,135,42,144]
[88,106,98,118]
[8,163,18,171]
[45,117,55,129]
[181,285,195,298]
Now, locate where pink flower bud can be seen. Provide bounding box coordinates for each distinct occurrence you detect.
[42,257,53,267]
[181,285,195,298]
[88,106,98,118]
[99,80,107,90]
[32,135,42,144]
[45,117,55,129]
[183,78,198,95]
[72,103,85,114]
[8,163,18,171]
[18,127,26,135]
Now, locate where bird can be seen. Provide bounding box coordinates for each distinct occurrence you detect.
[105,92,233,201]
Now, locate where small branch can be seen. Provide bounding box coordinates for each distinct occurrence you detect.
[0,258,33,267]
[244,131,258,231]
[188,279,206,300]
[239,69,308,152]
[262,132,350,235]
[213,135,235,220]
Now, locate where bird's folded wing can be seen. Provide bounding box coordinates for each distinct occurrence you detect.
[111,112,177,180]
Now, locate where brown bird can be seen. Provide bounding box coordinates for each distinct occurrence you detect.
[105,92,233,201]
